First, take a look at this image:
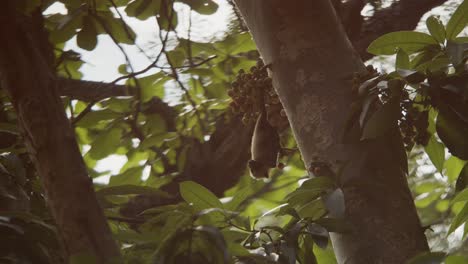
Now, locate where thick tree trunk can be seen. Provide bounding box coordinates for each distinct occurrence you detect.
[233,0,429,263]
[0,4,121,262]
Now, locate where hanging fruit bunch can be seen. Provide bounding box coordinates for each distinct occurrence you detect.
[227,59,290,178]
[227,59,289,131]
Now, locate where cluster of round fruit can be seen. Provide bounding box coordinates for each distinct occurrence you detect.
[400,101,430,150]
[228,59,288,130]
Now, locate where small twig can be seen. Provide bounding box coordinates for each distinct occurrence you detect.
[71,101,96,126]
[108,0,153,61]
[127,119,172,174]
[153,55,217,70]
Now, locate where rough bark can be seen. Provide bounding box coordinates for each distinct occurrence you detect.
[0,4,121,262]
[233,0,429,263]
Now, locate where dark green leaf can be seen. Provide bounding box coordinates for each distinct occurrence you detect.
[75,109,121,128]
[452,188,468,204]
[447,40,468,66]
[214,32,257,55]
[449,202,468,234]
[109,166,143,186]
[361,98,400,140]
[456,163,468,192]
[296,199,326,220]
[424,136,445,172]
[194,226,229,262]
[436,105,468,159]
[396,69,426,83]
[367,31,438,55]
[446,0,468,40]
[87,127,122,160]
[180,181,223,211]
[138,72,168,102]
[286,177,334,208]
[48,11,85,43]
[396,48,410,69]
[125,0,161,20]
[306,223,328,249]
[157,7,178,31]
[426,16,446,44]
[277,204,301,219]
[300,235,318,264]
[77,15,98,51]
[99,13,136,44]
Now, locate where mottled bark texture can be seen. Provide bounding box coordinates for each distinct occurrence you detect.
[0,4,121,262]
[233,0,429,263]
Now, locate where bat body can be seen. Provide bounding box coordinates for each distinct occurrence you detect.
[248,111,280,178]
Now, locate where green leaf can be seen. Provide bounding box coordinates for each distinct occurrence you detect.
[452,188,468,204]
[455,163,468,192]
[48,11,85,44]
[286,177,335,207]
[406,252,446,264]
[180,181,223,211]
[87,127,122,160]
[75,109,121,128]
[96,185,171,198]
[137,72,168,102]
[214,32,257,54]
[367,31,438,55]
[396,69,426,83]
[77,15,98,51]
[436,105,468,160]
[109,166,143,186]
[314,245,337,264]
[424,136,445,172]
[449,202,468,234]
[446,0,468,40]
[125,0,161,20]
[226,183,259,211]
[446,40,468,66]
[118,64,129,75]
[445,255,468,264]
[396,48,410,69]
[99,12,136,44]
[426,16,446,44]
[445,156,467,183]
[292,197,326,219]
[157,7,178,31]
[361,98,400,140]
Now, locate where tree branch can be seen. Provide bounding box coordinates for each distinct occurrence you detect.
[57,77,135,102]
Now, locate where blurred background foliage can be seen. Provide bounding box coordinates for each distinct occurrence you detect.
[0,0,467,263]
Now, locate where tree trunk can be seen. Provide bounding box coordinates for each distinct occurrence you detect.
[0,4,121,262]
[233,0,429,263]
